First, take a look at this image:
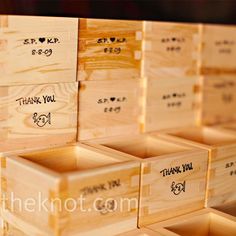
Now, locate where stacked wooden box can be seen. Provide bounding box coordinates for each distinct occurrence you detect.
[0,16,236,236]
[0,15,79,152]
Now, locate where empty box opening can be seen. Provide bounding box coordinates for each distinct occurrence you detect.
[165,213,236,236]
[167,127,236,145]
[213,201,236,217]
[102,136,189,159]
[20,146,127,173]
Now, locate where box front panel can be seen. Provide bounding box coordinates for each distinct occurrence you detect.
[0,83,78,151]
[207,145,236,207]
[144,76,198,132]
[139,150,208,226]
[78,19,142,81]
[56,164,140,235]
[201,75,236,125]
[201,25,236,75]
[144,22,199,79]
[0,15,78,85]
[78,80,140,140]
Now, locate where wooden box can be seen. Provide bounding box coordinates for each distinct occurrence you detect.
[148,208,236,236]
[84,134,208,226]
[78,80,141,140]
[78,18,142,81]
[143,76,200,132]
[200,24,236,75]
[0,15,78,86]
[200,75,236,125]
[0,143,140,236]
[143,22,200,79]
[0,82,78,152]
[158,126,236,209]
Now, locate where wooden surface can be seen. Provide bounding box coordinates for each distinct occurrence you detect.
[213,200,236,218]
[78,18,142,81]
[216,121,236,133]
[200,24,236,75]
[148,208,236,236]
[143,76,199,132]
[78,80,141,140]
[0,15,78,86]
[0,143,140,235]
[0,82,78,152]
[143,21,200,79]
[117,227,161,236]
[159,126,236,208]
[200,75,236,125]
[84,134,208,226]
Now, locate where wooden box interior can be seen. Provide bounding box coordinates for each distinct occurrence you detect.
[213,201,236,217]
[164,126,236,146]
[163,212,236,236]
[19,145,131,173]
[99,135,190,159]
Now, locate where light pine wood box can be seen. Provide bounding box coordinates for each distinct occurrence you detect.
[78,79,141,140]
[142,76,200,132]
[143,21,200,79]
[77,18,142,81]
[84,134,209,227]
[157,126,236,210]
[0,143,140,236]
[147,208,236,236]
[200,24,236,75]
[200,75,236,125]
[0,82,78,152]
[0,15,78,86]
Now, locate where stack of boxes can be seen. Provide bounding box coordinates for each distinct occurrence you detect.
[0,16,236,236]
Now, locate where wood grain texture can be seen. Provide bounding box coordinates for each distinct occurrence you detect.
[0,15,78,86]
[148,208,236,236]
[200,75,236,125]
[78,18,142,81]
[116,228,161,236]
[78,80,141,140]
[0,83,78,152]
[84,134,208,226]
[143,22,200,79]
[159,126,236,208]
[201,24,236,75]
[0,143,140,236]
[144,76,199,132]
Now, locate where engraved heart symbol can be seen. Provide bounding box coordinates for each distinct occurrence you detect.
[110,97,116,102]
[39,37,46,43]
[110,37,116,43]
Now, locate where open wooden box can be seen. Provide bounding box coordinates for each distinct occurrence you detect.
[83,134,208,226]
[147,208,236,236]
[0,15,78,86]
[0,143,140,235]
[156,126,236,210]
[77,18,142,81]
[0,82,78,152]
